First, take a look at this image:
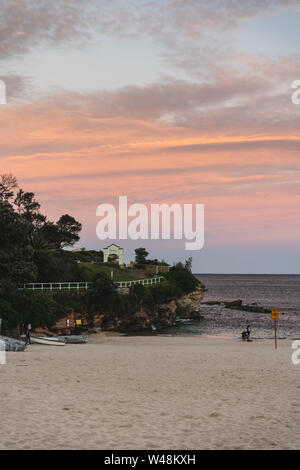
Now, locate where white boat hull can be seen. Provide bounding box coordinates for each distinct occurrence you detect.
[31,337,65,346]
[47,335,88,344]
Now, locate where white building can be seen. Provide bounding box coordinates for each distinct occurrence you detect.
[103,244,124,265]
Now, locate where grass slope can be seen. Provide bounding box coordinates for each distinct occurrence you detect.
[77,262,149,282]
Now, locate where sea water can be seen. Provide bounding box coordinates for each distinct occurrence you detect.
[159,274,300,339]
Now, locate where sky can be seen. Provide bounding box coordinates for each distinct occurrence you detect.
[1,0,300,273]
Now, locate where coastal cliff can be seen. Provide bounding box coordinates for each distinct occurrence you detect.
[33,267,205,336]
[94,283,205,333]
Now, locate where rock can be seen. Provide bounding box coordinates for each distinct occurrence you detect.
[176,285,205,320]
[43,283,206,335]
[106,283,205,333]
[224,299,243,308]
[202,301,222,305]
[223,301,271,314]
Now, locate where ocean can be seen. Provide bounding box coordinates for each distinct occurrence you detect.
[159,274,300,339]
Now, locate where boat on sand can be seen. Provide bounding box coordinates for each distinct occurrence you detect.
[55,335,88,344]
[30,336,65,346]
[41,335,88,344]
[0,335,26,351]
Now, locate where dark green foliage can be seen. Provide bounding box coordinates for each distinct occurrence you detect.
[88,274,119,313]
[165,268,198,295]
[52,291,88,312]
[0,298,20,334]
[134,247,169,267]
[165,264,199,296]
[0,173,200,335]
[66,249,103,264]
[14,189,45,231]
[0,174,18,201]
[129,283,146,301]
[127,261,198,310]
[0,282,60,333]
[146,259,169,266]
[56,215,82,249]
[147,283,177,304]
[19,291,58,330]
[135,247,149,267]
[0,199,36,284]
[33,250,85,282]
[38,216,82,250]
[0,175,82,334]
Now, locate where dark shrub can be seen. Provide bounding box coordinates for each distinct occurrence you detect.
[165,267,199,296]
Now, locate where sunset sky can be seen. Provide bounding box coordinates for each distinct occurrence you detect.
[1,0,300,273]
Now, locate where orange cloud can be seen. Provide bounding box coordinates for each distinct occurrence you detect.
[1,82,300,253]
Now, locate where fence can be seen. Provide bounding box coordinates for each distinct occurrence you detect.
[21,277,164,291]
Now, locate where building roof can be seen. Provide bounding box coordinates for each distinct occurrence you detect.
[103,243,123,250]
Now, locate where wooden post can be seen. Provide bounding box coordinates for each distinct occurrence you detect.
[271,309,279,350]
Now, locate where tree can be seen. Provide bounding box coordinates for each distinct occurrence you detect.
[0,175,84,334]
[166,263,199,295]
[88,274,120,325]
[56,214,82,248]
[0,199,36,284]
[89,274,117,311]
[38,215,82,250]
[0,299,20,334]
[185,257,193,272]
[39,221,61,250]
[135,247,149,267]
[0,174,18,201]
[14,190,46,242]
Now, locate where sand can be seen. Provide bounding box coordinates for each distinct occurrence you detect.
[0,334,299,450]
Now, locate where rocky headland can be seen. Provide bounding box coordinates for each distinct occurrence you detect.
[47,283,206,335]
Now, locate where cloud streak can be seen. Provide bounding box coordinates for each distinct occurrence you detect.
[1,1,300,270]
[2,0,300,61]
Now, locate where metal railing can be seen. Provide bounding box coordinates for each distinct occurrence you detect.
[21,277,164,291]
[117,277,164,288]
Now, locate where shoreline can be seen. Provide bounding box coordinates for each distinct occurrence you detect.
[1,334,299,450]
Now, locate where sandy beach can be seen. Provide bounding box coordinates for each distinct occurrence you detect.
[0,334,299,450]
